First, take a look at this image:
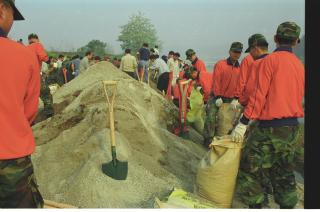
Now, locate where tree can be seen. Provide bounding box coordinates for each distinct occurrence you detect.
[77,40,113,57]
[118,12,161,54]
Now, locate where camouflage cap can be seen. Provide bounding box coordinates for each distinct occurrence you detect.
[4,0,24,20]
[276,21,301,40]
[185,49,196,59]
[230,42,243,52]
[245,34,269,53]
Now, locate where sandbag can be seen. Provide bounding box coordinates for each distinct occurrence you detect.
[216,103,241,136]
[195,135,243,208]
[187,87,205,134]
[154,188,218,208]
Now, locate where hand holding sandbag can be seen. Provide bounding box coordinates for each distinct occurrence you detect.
[196,86,204,95]
[231,122,247,143]
[230,99,240,110]
[215,98,223,107]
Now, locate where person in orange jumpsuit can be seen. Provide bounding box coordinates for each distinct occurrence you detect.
[203,42,243,148]
[0,0,44,208]
[232,22,304,209]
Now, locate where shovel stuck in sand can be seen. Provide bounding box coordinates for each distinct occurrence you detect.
[101,80,128,180]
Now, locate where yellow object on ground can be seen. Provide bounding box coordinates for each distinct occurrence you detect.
[195,135,243,208]
[44,199,76,208]
[154,188,218,208]
[187,87,205,134]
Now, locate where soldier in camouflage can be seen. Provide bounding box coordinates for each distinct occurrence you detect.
[0,157,44,208]
[203,94,219,146]
[40,71,54,118]
[0,0,44,208]
[232,21,304,209]
[203,42,243,148]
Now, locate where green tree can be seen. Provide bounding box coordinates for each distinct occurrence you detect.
[118,12,161,54]
[77,40,113,57]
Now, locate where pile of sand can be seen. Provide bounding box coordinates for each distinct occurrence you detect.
[32,62,206,208]
[31,62,303,208]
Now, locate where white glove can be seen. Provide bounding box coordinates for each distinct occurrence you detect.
[231,122,248,143]
[231,99,240,110]
[215,98,223,107]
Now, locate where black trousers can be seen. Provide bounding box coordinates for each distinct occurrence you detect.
[157,72,170,93]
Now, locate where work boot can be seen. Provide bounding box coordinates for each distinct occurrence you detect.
[249,204,262,209]
[262,193,271,208]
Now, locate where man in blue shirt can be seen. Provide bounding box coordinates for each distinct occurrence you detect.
[71,55,81,77]
[138,43,150,83]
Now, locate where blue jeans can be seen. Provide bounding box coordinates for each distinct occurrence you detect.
[74,69,80,77]
[138,60,149,83]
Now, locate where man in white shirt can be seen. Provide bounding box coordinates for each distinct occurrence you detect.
[57,54,64,69]
[80,51,93,74]
[120,48,138,78]
[172,52,181,85]
[167,51,175,71]
[154,45,160,55]
[150,54,169,78]
[150,54,170,94]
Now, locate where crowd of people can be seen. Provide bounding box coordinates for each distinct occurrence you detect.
[0,0,304,210]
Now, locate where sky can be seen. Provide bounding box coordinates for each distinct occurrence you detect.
[10,0,305,69]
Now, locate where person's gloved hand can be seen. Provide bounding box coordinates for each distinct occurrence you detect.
[231,122,248,143]
[231,99,240,110]
[197,86,204,95]
[215,98,223,107]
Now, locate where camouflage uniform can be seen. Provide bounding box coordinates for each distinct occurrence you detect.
[40,74,54,118]
[237,125,303,208]
[203,96,219,145]
[237,22,303,209]
[203,96,236,146]
[0,156,44,208]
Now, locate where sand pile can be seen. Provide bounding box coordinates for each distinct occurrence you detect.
[31,62,303,208]
[31,62,206,208]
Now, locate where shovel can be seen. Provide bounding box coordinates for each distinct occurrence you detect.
[178,79,192,139]
[101,80,128,180]
[135,69,141,82]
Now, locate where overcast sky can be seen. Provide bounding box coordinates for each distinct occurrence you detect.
[10,0,304,67]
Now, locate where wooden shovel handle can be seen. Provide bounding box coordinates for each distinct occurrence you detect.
[179,79,192,85]
[44,199,76,208]
[103,81,118,148]
[178,80,191,123]
[103,80,118,85]
[135,69,141,81]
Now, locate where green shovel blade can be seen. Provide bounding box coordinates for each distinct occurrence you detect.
[102,159,128,180]
[102,147,128,180]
